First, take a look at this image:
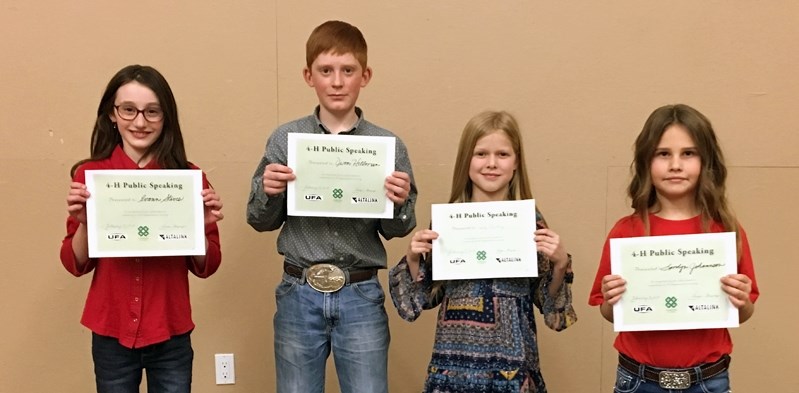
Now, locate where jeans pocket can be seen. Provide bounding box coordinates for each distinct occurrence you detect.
[614,366,642,393]
[700,370,730,393]
[352,278,385,304]
[275,278,297,299]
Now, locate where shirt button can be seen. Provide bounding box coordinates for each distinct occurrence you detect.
[135,277,140,282]
[133,318,138,323]
[134,297,139,302]
[339,257,344,261]
[334,231,339,236]
[401,215,407,220]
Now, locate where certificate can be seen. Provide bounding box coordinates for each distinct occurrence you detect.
[610,232,739,332]
[85,170,205,258]
[431,199,537,280]
[287,133,395,218]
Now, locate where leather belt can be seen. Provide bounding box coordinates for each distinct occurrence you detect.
[283,262,376,293]
[618,354,730,389]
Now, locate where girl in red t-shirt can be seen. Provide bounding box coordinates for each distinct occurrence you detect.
[589,104,758,393]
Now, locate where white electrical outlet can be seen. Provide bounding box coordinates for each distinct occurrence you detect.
[215,353,235,385]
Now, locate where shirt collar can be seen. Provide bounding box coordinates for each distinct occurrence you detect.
[110,144,161,169]
[313,106,364,134]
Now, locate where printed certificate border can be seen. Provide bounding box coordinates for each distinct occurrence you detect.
[85,169,205,258]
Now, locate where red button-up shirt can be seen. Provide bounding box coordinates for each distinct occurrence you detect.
[60,146,221,348]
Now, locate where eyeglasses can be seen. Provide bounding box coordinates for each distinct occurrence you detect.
[114,103,164,122]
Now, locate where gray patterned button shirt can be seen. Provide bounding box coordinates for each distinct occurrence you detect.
[247,107,417,270]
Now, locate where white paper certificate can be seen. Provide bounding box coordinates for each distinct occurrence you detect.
[287,133,395,218]
[610,232,739,332]
[85,170,205,258]
[431,199,537,280]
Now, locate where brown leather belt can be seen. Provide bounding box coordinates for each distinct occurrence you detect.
[618,354,730,389]
[283,262,376,291]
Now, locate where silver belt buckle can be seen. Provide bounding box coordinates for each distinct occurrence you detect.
[658,370,690,389]
[306,264,346,293]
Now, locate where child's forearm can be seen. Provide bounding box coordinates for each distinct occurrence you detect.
[548,264,566,297]
[191,239,209,272]
[738,299,755,323]
[547,255,571,297]
[71,223,90,270]
[405,254,421,281]
[600,301,614,323]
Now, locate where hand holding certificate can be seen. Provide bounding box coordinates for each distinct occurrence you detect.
[610,232,739,332]
[85,170,205,258]
[431,199,537,280]
[287,133,395,218]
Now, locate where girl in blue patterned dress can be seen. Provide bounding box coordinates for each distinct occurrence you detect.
[389,110,577,393]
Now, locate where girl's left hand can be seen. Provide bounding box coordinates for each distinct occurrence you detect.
[721,274,752,309]
[202,188,224,225]
[534,228,568,269]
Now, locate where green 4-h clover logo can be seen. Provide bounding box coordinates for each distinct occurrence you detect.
[137,226,150,237]
[332,188,343,199]
[476,251,487,261]
[665,296,677,309]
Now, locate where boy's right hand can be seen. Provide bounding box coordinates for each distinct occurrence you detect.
[66,182,90,224]
[262,163,296,196]
[601,274,627,305]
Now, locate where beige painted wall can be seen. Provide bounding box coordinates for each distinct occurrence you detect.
[1,1,796,392]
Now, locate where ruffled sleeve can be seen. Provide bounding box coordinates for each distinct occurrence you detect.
[533,253,577,331]
[388,255,444,322]
[532,209,577,331]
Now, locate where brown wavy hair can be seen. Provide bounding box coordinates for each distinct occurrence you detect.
[629,104,738,240]
[70,65,189,177]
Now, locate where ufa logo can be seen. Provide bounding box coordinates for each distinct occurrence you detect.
[107,233,126,241]
[305,194,323,201]
[633,305,653,313]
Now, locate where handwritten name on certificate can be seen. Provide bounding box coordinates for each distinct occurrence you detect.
[85,170,205,258]
[287,133,395,219]
[431,199,537,281]
[610,232,739,332]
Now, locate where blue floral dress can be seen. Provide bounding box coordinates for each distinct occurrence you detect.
[389,214,577,393]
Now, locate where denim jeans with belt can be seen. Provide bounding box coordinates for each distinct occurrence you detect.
[273,272,390,393]
[92,332,193,393]
[614,364,730,393]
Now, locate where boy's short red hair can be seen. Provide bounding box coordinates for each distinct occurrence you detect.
[306,20,368,69]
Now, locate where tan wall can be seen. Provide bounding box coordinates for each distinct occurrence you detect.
[1,1,796,392]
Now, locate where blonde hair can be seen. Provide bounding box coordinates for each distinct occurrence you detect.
[449,110,533,203]
[430,111,541,296]
[306,20,367,69]
[629,104,739,240]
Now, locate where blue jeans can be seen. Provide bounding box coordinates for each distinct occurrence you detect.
[92,332,193,393]
[273,272,390,393]
[614,364,730,393]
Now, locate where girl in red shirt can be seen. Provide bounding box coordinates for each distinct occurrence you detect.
[589,104,758,393]
[60,65,223,393]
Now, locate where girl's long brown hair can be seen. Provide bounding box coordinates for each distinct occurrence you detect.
[629,104,739,242]
[71,65,189,177]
